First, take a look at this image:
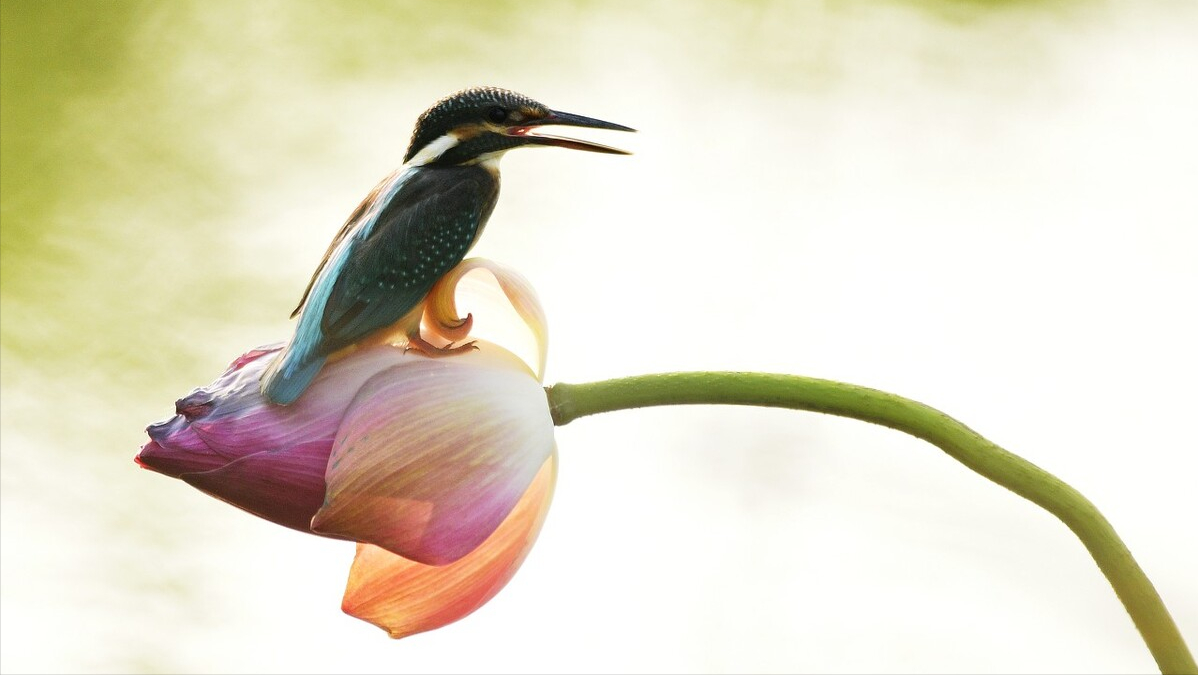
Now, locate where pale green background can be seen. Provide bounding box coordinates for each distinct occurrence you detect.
[2,1,1195,673]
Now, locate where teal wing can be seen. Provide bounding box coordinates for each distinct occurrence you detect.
[261,166,497,405]
[318,169,497,349]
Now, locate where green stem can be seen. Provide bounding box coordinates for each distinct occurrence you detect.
[546,372,1195,674]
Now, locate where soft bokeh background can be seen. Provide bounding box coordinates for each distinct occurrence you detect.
[2,1,1195,673]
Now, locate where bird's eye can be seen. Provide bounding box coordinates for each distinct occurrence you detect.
[486,106,508,123]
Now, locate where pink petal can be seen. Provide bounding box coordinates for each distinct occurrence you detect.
[311,345,554,565]
[341,452,556,638]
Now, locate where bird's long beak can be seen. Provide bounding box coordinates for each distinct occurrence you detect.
[507,110,636,155]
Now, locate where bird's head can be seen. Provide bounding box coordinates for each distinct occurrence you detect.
[403,86,634,167]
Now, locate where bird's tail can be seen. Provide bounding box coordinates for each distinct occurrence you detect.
[259,347,327,406]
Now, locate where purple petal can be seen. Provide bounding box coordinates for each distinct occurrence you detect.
[146,412,213,454]
[137,439,228,478]
[137,343,419,536]
[180,441,342,536]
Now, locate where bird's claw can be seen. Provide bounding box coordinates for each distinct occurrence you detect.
[404,334,479,357]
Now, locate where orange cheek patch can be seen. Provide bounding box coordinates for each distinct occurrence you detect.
[452,124,488,140]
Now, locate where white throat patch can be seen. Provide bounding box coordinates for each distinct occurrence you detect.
[406,132,462,167]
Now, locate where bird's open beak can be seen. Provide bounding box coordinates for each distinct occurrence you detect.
[506,110,635,155]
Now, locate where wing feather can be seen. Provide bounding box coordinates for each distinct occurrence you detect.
[317,168,497,353]
[289,174,397,318]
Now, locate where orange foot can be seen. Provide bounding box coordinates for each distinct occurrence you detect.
[405,334,479,357]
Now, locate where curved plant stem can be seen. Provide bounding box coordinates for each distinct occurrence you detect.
[546,372,1195,674]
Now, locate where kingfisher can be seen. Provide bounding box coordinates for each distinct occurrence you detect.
[260,86,634,405]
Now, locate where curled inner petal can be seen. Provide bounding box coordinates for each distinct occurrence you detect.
[428,312,474,343]
[423,258,549,380]
[341,452,557,639]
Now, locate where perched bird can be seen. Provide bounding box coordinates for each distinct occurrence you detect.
[260,86,634,405]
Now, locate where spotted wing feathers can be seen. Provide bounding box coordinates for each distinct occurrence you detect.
[260,167,497,405]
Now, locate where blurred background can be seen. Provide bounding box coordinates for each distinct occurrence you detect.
[2,1,1195,673]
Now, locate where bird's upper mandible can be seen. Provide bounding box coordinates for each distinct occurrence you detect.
[404,86,635,167]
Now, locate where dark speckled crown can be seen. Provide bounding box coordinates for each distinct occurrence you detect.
[404,87,547,163]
